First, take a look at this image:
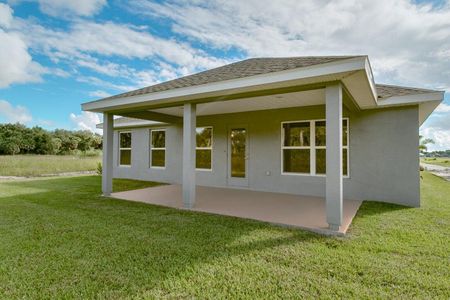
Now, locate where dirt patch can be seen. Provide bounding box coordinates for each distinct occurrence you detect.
[0,171,97,180]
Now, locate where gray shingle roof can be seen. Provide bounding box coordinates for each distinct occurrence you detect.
[375,84,439,99]
[96,56,440,103]
[101,56,361,101]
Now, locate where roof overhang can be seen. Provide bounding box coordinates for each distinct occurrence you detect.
[82,56,377,113]
[376,91,444,125]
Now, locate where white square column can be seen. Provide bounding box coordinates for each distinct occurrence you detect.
[102,112,114,196]
[182,103,196,208]
[325,83,343,231]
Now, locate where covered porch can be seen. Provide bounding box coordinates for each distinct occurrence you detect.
[83,57,379,233]
[111,184,362,235]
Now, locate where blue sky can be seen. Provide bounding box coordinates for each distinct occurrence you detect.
[0,0,449,150]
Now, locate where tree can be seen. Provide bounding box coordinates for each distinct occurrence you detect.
[74,130,94,152]
[51,138,62,154]
[419,135,435,153]
[91,133,102,149]
[0,123,102,155]
[53,129,81,154]
[32,126,54,154]
[0,123,34,154]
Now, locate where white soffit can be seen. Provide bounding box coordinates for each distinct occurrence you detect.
[419,100,443,125]
[151,89,325,117]
[96,119,163,129]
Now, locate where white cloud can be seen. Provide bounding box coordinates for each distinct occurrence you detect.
[50,68,70,78]
[421,125,450,151]
[89,90,111,98]
[128,0,450,91]
[13,19,231,80]
[36,0,106,17]
[0,5,46,88]
[70,111,102,133]
[0,99,32,123]
[77,58,131,77]
[36,119,55,127]
[420,98,450,151]
[435,102,450,113]
[77,76,135,92]
[0,3,13,28]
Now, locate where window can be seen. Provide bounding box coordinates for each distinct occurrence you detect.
[282,122,311,173]
[282,119,349,176]
[150,129,166,168]
[196,127,213,170]
[119,131,131,166]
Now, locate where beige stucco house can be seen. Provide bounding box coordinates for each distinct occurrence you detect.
[82,56,444,232]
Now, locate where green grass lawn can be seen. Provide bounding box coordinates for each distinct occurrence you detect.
[421,157,450,167]
[0,173,449,298]
[0,154,102,177]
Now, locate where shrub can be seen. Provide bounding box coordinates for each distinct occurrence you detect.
[96,162,102,175]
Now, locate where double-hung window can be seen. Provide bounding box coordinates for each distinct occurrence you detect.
[282,122,311,173]
[150,129,166,168]
[196,127,213,170]
[282,119,349,176]
[119,131,132,166]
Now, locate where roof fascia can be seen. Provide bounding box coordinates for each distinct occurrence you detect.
[363,57,378,104]
[376,91,444,108]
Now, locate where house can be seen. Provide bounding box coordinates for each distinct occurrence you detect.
[82,56,444,232]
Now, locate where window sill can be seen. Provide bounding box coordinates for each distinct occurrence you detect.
[281,172,350,179]
[150,166,166,170]
[196,168,213,172]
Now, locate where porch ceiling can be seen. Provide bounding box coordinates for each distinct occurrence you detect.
[108,85,358,124]
[151,88,326,117]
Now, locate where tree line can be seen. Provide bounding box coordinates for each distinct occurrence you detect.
[0,123,102,155]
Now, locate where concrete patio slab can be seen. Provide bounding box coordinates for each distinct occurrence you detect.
[111,185,362,235]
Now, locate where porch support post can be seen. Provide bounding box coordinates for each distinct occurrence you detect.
[325,83,343,231]
[182,103,196,208]
[102,112,114,196]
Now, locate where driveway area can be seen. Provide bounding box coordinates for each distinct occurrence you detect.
[421,163,450,181]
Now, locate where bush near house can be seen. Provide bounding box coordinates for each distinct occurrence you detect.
[0,123,102,155]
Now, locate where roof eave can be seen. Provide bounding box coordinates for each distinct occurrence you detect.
[376,91,444,107]
[82,56,369,113]
[375,91,444,125]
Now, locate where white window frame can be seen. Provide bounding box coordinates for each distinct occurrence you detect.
[281,118,349,177]
[196,126,213,171]
[118,131,132,167]
[150,129,166,169]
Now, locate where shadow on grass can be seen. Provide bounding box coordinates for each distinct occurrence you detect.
[356,201,411,218]
[0,176,322,298]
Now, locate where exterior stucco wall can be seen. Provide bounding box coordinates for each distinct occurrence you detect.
[112,105,420,207]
